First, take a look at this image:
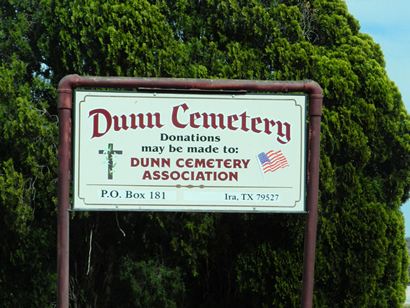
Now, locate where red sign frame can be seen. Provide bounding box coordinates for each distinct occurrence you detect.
[57,75,323,308]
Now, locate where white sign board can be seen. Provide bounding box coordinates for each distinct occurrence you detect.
[73,91,306,212]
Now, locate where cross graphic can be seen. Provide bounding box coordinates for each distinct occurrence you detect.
[98,143,123,180]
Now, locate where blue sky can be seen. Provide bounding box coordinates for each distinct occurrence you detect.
[345,0,410,236]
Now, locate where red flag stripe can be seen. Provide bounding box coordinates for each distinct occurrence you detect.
[261,150,289,173]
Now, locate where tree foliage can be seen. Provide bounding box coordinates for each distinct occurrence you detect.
[0,0,409,307]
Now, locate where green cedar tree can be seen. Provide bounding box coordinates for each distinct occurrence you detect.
[0,0,409,307]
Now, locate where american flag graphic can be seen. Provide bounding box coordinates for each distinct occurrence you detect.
[258,150,289,174]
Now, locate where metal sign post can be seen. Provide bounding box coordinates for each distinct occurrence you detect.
[57,75,322,308]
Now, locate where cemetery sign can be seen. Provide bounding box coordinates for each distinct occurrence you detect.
[73,91,307,212]
[57,76,323,308]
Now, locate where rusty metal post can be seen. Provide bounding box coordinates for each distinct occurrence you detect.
[57,78,75,308]
[301,91,323,308]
